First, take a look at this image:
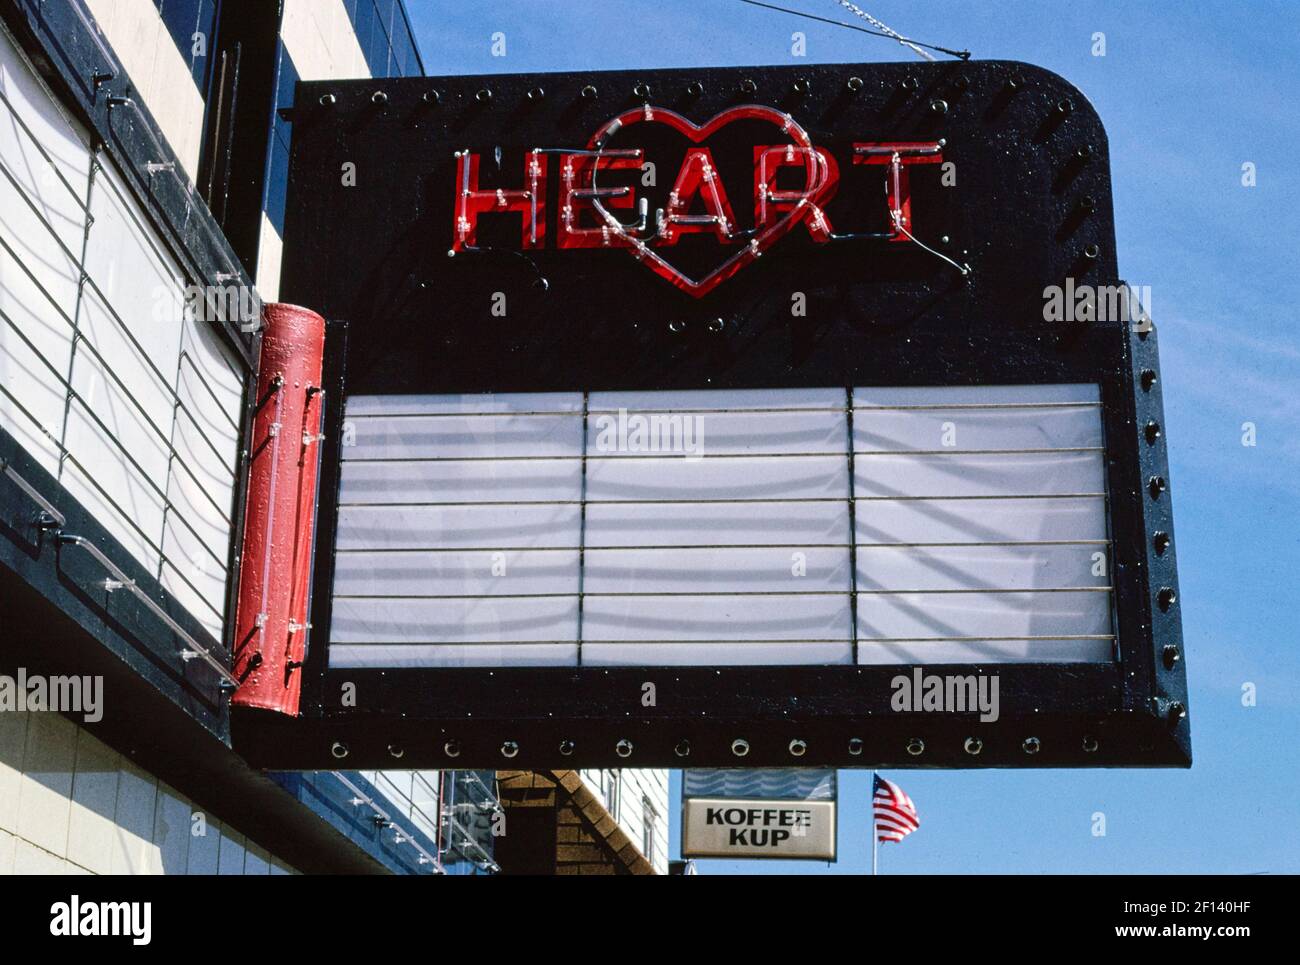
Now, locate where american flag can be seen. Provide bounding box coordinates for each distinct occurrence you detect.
[873,774,920,844]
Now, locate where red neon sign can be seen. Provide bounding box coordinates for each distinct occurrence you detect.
[451,104,945,297]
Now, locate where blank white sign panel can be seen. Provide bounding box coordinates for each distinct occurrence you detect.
[329,384,1114,668]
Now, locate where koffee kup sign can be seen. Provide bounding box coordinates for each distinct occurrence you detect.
[682,770,837,860]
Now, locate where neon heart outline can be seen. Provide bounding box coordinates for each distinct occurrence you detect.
[585,104,838,298]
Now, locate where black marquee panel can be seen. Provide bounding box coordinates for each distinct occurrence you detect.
[234,61,1189,770]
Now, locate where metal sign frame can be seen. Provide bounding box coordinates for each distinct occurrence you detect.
[234,61,1188,771]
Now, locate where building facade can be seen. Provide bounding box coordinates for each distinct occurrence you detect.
[0,0,667,876]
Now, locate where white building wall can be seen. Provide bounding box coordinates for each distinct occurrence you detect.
[257,0,372,301]
[82,0,207,182]
[281,0,371,82]
[0,710,296,875]
[581,768,670,873]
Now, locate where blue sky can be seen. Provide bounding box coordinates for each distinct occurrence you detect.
[408,0,1300,873]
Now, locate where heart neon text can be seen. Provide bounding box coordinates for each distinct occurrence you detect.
[451,105,944,297]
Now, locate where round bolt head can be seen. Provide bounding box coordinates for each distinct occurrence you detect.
[1022,737,1041,754]
[330,741,349,759]
[387,744,404,759]
[500,740,519,758]
[731,738,750,757]
[847,737,864,756]
[788,738,807,757]
[443,740,461,758]
[964,737,983,755]
[674,739,692,758]
[1082,735,1100,753]
[615,738,634,758]
[581,84,598,99]
[1162,645,1181,669]
[846,76,864,92]
[905,737,925,756]
[558,739,575,756]
[739,79,758,94]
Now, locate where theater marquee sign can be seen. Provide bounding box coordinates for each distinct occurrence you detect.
[237,62,1189,771]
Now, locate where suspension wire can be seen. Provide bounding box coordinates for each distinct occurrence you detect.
[833,0,934,61]
[735,0,971,61]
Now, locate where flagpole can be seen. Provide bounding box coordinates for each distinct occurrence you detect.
[871,771,878,876]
